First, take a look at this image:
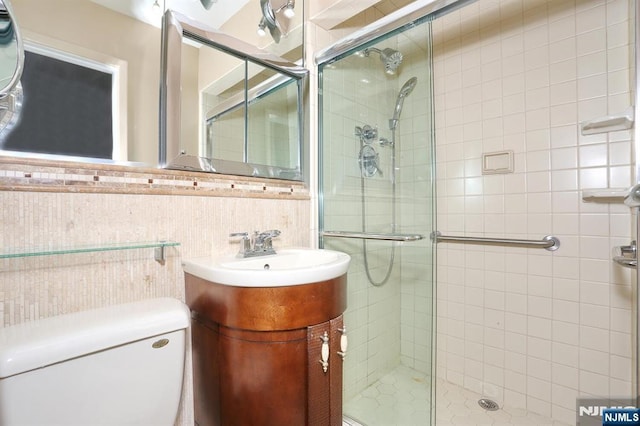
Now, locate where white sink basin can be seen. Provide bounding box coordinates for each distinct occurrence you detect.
[182,248,351,287]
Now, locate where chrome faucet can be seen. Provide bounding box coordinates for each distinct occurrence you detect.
[230,229,281,257]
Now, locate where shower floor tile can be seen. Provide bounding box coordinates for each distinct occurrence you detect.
[436,380,569,426]
[344,365,432,426]
[343,366,568,425]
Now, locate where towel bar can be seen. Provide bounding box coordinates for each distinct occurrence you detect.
[322,231,424,241]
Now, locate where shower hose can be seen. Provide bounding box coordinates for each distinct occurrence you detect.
[361,126,398,287]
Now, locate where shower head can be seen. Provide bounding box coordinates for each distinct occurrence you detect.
[380,48,403,74]
[390,77,418,130]
[363,47,403,75]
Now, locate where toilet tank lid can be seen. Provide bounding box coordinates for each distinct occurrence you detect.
[0,298,190,379]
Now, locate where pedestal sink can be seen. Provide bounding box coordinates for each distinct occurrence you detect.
[183,247,350,426]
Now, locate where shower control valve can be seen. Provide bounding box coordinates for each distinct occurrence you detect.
[355,124,378,144]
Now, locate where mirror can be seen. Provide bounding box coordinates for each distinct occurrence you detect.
[160,10,308,180]
[202,62,300,167]
[0,0,23,138]
[0,0,305,178]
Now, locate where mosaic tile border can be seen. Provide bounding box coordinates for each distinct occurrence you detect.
[0,156,308,199]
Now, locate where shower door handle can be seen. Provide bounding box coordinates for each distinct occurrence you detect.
[322,230,424,241]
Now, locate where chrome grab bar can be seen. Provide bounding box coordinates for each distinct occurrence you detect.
[613,241,637,269]
[625,183,640,207]
[431,232,560,251]
[614,257,637,268]
[321,231,425,241]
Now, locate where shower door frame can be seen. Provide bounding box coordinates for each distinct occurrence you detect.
[317,27,437,426]
[316,0,640,414]
[634,0,640,404]
[314,0,472,67]
[315,1,471,424]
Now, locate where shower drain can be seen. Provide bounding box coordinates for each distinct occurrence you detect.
[478,398,500,411]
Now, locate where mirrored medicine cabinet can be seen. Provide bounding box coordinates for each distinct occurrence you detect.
[160,9,309,181]
[0,0,308,183]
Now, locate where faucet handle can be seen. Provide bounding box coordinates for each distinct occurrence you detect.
[229,232,251,256]
[260,229,281,238]
[253,229,280,254]
[229,232,249,238]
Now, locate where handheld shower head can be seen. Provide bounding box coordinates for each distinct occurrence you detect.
[390,77,417,130]
[363,47,403,75]
[398,76,418,98]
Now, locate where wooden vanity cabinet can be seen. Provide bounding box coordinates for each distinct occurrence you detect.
[186,273,347,426]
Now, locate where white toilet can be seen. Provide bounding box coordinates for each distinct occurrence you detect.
[0,297,190,426]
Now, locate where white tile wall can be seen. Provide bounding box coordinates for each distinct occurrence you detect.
[433,0,635,424]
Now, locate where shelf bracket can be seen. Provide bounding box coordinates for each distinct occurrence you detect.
[155,244,167,265]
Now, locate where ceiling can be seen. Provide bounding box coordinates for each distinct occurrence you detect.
[91,0,251,28]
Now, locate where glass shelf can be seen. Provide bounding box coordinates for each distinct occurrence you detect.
[0,241,180,263]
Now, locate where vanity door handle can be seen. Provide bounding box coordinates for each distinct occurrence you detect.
[337,326,348,360]
[319,331,329,373]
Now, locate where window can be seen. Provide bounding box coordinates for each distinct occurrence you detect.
[1,45,116,160]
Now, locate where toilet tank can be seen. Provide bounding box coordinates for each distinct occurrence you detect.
[0,298,190,426]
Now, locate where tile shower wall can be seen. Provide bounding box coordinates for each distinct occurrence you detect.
[0,186,310,425]
[433,0,635,424]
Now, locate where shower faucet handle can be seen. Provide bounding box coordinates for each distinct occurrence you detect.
[355,124,378,144]
[362,125,378,141]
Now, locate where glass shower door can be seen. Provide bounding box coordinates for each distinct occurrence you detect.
[318,17,436,426]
